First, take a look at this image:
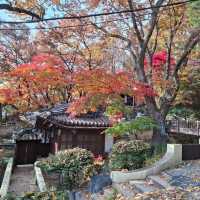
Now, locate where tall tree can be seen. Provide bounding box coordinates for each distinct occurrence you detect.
[62,0,200,142]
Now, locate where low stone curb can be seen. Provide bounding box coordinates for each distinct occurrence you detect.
[0,158,14,198]
[34,161,47,192]
[111,144,182,183]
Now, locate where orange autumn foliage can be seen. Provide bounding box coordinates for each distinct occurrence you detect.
[67,68,156,117]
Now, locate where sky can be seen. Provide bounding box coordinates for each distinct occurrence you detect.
[0,0,62,38]
[0,0,61,22]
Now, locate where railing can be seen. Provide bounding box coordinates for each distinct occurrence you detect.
[168,119,200,136]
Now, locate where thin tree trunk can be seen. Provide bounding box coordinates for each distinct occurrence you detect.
[145,97,169,143]
[0,104,2,122]
[151,127,168,144]
[151,114,168,144]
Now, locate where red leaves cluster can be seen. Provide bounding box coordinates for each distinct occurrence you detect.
[1,54,71,111]
[72,68,130,95]
[0,50,174,115]
[0,88,15,104]
[144,50,176,91]
[67,67,156,117]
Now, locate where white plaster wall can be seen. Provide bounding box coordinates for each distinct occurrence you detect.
[105,135,114,153]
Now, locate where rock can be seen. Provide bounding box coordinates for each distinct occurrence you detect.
[113,183,137,199]
[88,174,112,193]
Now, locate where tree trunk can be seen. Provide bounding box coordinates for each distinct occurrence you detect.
[0,104,2,122]
[151,115,168,144]
[145,97,169,143]
[151,128,168,144]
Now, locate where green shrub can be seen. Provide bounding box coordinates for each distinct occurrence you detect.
[3,190,69,200]
[37,148,95,191]
[109,140,151,170]
[105,116,157,137]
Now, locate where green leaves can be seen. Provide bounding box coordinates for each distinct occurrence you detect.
[109,140,151,170]
[105,98,132,117]
[187,0,200,27]
[105,116,158,137]
[37,148,95,191]
[2,190,69,200]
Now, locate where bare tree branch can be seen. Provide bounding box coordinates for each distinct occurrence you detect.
[128,0,144,46]
[142,0,165,58]
[174,29,200,74]
[0,4,42,19]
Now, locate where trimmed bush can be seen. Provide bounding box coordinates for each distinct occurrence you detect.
[37,148,95,191]
[109,140,151,170]
[2,190,69,200]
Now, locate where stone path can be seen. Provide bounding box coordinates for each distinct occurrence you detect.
[164,160,200,189]
[8,165,38,197]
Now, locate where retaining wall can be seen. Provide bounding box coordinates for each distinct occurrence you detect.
[0,158,14,198]
[111,144,182,183]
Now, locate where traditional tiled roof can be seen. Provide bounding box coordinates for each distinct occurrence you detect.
[48,114,110,127]
[14,128,42,141]
[39,103,110,128]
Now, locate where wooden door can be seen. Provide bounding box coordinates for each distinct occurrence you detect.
[15,141,39,165]
[75,130,105,155]
[59,129,105,155]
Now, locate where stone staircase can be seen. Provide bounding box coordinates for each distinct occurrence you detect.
[93,161,200,200]
[111,173,175,200]
[129,173,174,193]
[91,174,172,200]
[8,165,38,197]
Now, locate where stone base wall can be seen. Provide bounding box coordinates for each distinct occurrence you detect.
[111,144,182,183]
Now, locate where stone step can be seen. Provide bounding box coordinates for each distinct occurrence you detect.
[129,180,159,193]
[161,172,173,181]
[129,180,146,185]
[148,175,174,189]
[16,164,34,168]
[113,183,137,199]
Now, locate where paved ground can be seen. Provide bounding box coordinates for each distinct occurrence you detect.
[165,160,200,189]
[8,165,38,197]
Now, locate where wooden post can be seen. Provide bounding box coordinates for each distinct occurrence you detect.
[197,121,200,136]
[197,121,200,144]
[54,142,58,154]
[177,120,180,133]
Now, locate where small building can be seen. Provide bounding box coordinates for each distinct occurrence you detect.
[14,103,114,164]
[14,128,50,165]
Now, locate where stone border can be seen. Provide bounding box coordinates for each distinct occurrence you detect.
[34,161,47,192]
[0,158,14,198]
[111,144,182,183]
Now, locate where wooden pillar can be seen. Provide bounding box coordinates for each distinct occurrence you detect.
[54,142,58,154]
[177,120,180,133]
[197,121,200,136]
[72,129,77,148]
[197,121,200,144]
[58,129,62,151]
